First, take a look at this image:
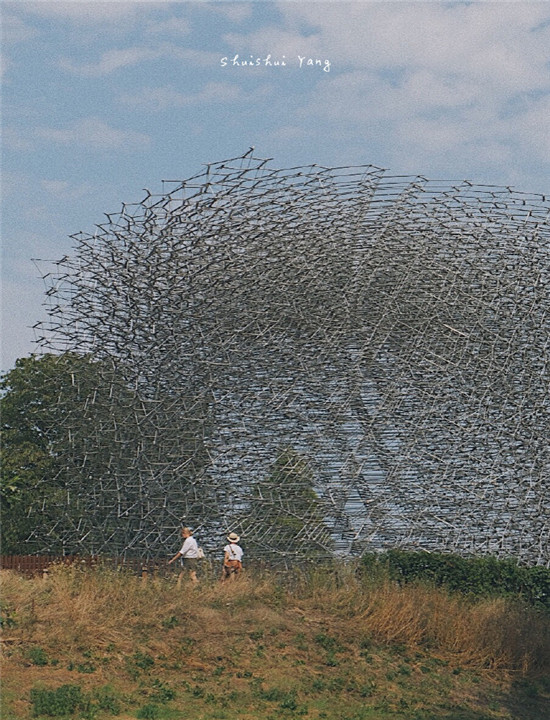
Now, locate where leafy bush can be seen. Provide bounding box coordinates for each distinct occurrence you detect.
[30,684,88,716]
[161,615,179,629]
[361,550,550,609]
[314,634,344,652]
[76,661,96,674]
[132,651,155,669]
[0,601,17,628]
[30,682,122,718]
[136,704,160,719]
[27,646,49,666]
[126,650,155,678]
[150,680,175,703]
[92,686,121,715]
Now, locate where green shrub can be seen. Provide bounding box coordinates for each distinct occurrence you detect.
[27,646,50,666]
[161,615,179,629]
[260,687,286,702]
[126,650,155,678]
[76,662,96,674]
[314,633,343,652]
[136,703,160,719]
[30,684,88,716]
[521,565,550,608]
[0,602,17,628]
[150,680,175,703]
[279,691,298,711]
[361,550,550,609]
[92,686,121,715]
[132,651,154,670]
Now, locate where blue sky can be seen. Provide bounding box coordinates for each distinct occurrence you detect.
[2,0,550,371]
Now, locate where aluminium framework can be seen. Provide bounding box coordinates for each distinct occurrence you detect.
[33,150,550,564]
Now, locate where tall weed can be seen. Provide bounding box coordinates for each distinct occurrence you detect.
[1,561,548,674]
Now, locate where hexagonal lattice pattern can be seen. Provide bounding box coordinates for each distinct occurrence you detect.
[34,150,550,563]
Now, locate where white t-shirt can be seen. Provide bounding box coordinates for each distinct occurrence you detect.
[180,536,199,558]
[224,543,243,562]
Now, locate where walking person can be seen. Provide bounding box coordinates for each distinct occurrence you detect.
[221,532,243,582]
[168,527,199,586]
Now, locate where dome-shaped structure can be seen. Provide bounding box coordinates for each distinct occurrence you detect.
[34,150,550,563]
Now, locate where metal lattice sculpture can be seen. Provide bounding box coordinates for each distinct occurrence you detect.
[34,150,549,564]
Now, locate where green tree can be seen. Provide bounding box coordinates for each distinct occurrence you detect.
[0,353,136,553]
[240,447,333,564]
[1,354,78,552]
[1,353,216,556]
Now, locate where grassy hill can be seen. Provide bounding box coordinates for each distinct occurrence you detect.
[1,562,549,720]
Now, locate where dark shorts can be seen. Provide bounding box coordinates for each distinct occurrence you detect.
[180,558,198,571]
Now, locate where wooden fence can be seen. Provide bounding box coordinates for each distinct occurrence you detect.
[0,554,180,579]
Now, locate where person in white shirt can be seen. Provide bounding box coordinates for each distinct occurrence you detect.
[168,527,199,585]
[221,532,243,582]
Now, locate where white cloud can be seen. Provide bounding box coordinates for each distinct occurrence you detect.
[58,46,163,76]
[58,43,218,76]
[275,1,550,87]
[297,62,549,186]
[223,27,324,61]
[227,1,550,187]
[223,1,550,101]
[119,81,242,111]
[1,170,32,199]
[512,93,550,162]
[19,1,144,23]
[209,3,253,24]
[146,16,190,37]
[1,12,40,43]
[2,126,34,151]
[35,117,150,151]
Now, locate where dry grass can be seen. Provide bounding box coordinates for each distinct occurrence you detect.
[302,570,550,672]
[2,565,550,720]
[2,563,548,674]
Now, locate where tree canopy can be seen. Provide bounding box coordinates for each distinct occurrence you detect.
[239,447,333,564]
[1,353,217,556]
[1,354,87,552]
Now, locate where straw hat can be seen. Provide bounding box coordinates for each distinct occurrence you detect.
[227,532,240,543]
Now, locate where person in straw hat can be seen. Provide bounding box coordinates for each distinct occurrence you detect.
[221,532,243,582]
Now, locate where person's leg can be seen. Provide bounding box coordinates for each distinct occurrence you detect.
[183,558,198,584]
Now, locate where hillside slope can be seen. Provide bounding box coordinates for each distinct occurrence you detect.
[1,565,549,720]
